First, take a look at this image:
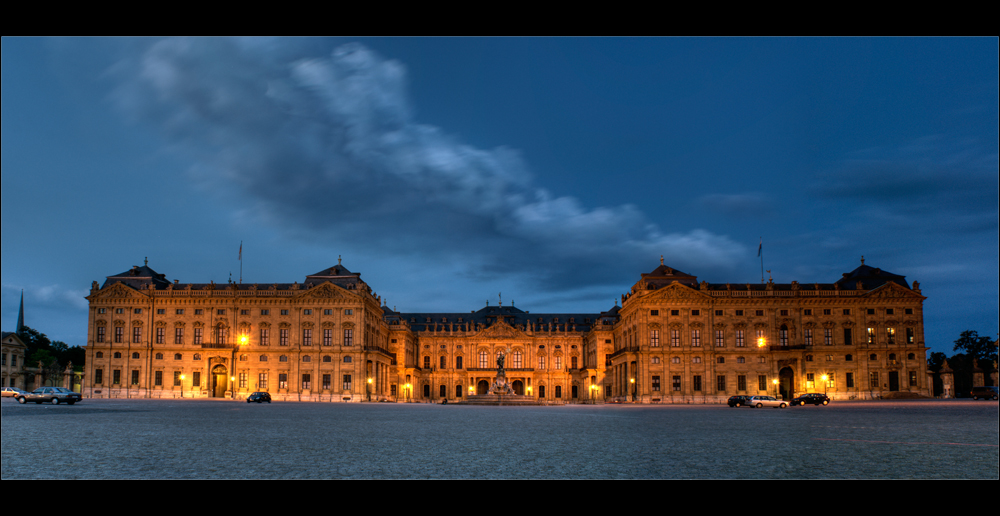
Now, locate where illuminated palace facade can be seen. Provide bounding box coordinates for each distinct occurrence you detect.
[83,258,932,403]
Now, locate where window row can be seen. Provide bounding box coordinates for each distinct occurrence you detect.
[97,308,356,316]
[648,308,914,317]
[96,327,355,346]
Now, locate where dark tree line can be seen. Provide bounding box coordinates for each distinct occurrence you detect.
[17,326,85,374]
[927,330,998,397]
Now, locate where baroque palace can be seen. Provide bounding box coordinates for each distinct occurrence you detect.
[83,257,932,403]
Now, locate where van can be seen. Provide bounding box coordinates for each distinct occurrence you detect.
[970,386,999,400]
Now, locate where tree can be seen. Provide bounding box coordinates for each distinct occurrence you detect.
[952,330,998,365]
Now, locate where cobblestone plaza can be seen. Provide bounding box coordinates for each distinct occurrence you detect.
[2,398,996,479]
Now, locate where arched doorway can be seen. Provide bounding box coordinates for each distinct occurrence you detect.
[211,365,228,398]
[477,380,489,395]
[512,380,524,395]
[779,366,794,401]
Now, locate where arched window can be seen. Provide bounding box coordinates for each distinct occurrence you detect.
[155,353,163,360]
[174,353,182,360]
[240,354,248,362]
[303,355,312,363]
[344,356,352,363]
[132,352,140,359]
[869,354,878,361]
[323,355,332,363]
[279,355,288,362]
[513,351,523,369]
[113,352,122,359]
[479,350,489,369]
[259,355,268,362]
[96,352,104,359]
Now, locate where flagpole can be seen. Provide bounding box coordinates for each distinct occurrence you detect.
[759,237,764,284]
[239,241,243,284]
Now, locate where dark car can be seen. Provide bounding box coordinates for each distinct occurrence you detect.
[16,387,82,405]
[728,395,752,407]
[792,393,830,406]
[247,392,271,403]
[970,386,999,400]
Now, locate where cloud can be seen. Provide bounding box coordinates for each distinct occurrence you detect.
[109,38,745,292]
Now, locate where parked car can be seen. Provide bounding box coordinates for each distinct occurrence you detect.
[16,387,82,405]
[247,392,272,403]
[792,393,831,406]
[2,387,28,398]
[970,386,999,400]
[728,395,752,407]
[746,395,788,408]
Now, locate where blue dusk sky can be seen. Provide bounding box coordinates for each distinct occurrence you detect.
[2,37,997,357]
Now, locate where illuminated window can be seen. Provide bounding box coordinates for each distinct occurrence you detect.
[671,356,680,364]
[156,328,165,344]
[302,329,312,346]
[715,330,725,347]
[175,328,184,345]
[280,329,289,346]
[650,330,660,347]
[323,329,332,346]
[735,330,745,347]
[671,330,680,347]
[193,328,202,346]
[260,328,269,346]
[343,374,352,390]
[302,374,311,390]
[652,357,660,364]
[258,373,268,390]
[691,330,701,347]
[886,327,895,345]
[512,351,523,369]
[278,374,288,390]
[804,329,813,346]
[806,373,814,389]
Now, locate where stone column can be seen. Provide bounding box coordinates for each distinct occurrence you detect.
[939,359,954,399]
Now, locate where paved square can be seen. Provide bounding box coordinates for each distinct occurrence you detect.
[2,398,996,479]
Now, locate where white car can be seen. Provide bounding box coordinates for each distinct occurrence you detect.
[746,395,788,408]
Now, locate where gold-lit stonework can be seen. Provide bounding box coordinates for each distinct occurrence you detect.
[83,259,932,403]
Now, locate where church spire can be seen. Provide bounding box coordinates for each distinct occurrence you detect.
[16,290,25,337]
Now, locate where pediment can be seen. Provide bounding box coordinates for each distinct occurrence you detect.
[861,281,925,300]
[646,281,712,301]
[297,281,352,300]
[90,281,148,301]
[474,318,527,340]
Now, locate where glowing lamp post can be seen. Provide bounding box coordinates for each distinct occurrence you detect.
[772,378,779,399]
[821,374,829,395]
[630,378,636,403]
[367,377,373,402]
[406,383,412,403]
[180,374,186,398]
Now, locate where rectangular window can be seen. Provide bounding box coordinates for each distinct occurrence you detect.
[95,369,103,385]
[134,308,142,315]
[671,330,680,347]
[906,328,914,344]
[302,374,311,390]
[280,329,289,346]
[652,376,660,392]
[555,386,562,398]
[174,328,184,344]
[131,370,140,385]
[824,329,832,346]
[280,310,289,316]
[194,328,203,346]
[755,310,764,316]
[715,310,724,316]
[826,373,835,389]
[343,374,352,391]
[258,373,268,391]
[440,356,447,369]
[302,329,312,346]
[869,372,879,389]
[278,374,288,390]
[805,329,813,346]
[780,310,788,316]
[716,375,726,393]
[843,309,851,315]
[133,327,142,344]
[193,371,201,387]
[174,371,182,387]
[804,309,812,316]
[324,309,333,316]
[867,328,875,344]
[97,326,106,343]
[806,373,815,389]
[555,356,562,370]
[691,330,700,347]
[114,327,123,343]
[456,356,463,370]
[758,375,767,391]
[154,371,163,387]
[239,373,248,389]
[260,328,270,346]
[538,356,545,370]
[756,330,765,347]
[886,327,895,345]
[323,374,332,390]
[303,309,312,316]
[240,310,250,316]
[343,329,353,346]
[715,330,724,347]
[779,327,788,346]
[113,370,121,385]
[674,376,683,391]
[650,310,659,316]
[650,329,659,347]
[737,375,746,391]
[736,310,744,316]
[323,329,332,346]
[157,309,165,315]
[344,309,353,315]
[692,375,702,391]
[670,310,679,316]
[194,309,203,315]
[843,328,852,346]
[216,326,227,345]
[735,330,745,347]
[909,371,917,387]
[156,327,165,345]
[261,309,269,316]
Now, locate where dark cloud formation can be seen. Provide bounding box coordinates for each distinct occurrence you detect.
[110,38,745,291]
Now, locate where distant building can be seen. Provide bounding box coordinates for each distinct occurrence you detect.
[2,332,28,389]
[82,257,932,402]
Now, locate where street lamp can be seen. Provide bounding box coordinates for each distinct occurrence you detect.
[367,377,373,402]
[180,374,186,398]
[772,378,779,399]
[630,378,636,403]
[406,383,412,403]
[821,374,829,396]
[590,384,597,404]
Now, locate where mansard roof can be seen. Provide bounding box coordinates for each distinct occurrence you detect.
[834,264,910,290]
[396,302,604,334]
[102,262,172,290]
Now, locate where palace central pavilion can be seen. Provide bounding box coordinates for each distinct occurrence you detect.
[83,257,931,402]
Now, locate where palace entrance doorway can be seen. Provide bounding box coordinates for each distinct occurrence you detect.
[512,380,524,395]
[211,365,228,398]
[477,380,489,395]
[778,367,794,401]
